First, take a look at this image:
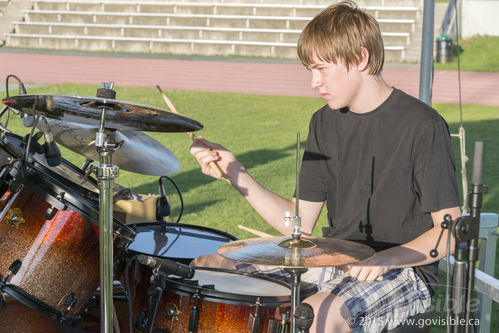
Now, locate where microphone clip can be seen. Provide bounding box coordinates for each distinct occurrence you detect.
[156,176,170,223]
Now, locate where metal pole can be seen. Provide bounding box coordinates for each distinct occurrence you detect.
[285,268,308,333]
[419,0,435,105]
[98,156,117,333]
[96,107,119,333]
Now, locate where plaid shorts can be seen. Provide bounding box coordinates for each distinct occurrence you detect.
[235,263,432,333]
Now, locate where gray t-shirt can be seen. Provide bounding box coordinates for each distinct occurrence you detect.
[299,88,459,293]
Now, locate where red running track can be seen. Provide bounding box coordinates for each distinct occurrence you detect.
[1,51,498,106]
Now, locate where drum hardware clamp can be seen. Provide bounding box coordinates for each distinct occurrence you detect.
[135,271,168,333]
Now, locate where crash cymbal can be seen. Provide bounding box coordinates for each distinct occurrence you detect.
[218,236,375,268]
[45,119,180,176]
[2,94,203,132]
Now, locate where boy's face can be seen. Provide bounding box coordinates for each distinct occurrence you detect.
[307,56,361,110]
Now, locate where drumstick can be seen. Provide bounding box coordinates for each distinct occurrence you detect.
[238,224,272,238]
[156,85,223,178]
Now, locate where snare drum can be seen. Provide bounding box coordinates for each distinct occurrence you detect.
[133,267,291,333]
[125,222,238,264]
[0,132,135,320]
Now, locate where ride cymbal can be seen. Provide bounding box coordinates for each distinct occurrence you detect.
[2,94,203,132]
[218,236,375,268]
[45,119,180,176]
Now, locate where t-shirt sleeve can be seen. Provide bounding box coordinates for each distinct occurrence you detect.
[296,113,328,202]
[413,116,460,212]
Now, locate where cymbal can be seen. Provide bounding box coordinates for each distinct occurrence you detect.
[218,236,375,268]
[2,94,203,132]
[45,119,180,176]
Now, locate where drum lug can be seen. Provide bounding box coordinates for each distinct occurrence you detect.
[248,298,261,333]
[164,302,182,322]
[188,291,201,332]
[45,192,66,220]
[45,206,58,220]
[7,160,23,193]
[0,260,22,289]
[7,260,22,281]
[62,292,77,316]
[267,310,290,333]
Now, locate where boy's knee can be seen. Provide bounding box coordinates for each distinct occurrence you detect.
[303,292,352,333]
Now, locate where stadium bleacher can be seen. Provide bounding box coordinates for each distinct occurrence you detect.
[3,0,424,61]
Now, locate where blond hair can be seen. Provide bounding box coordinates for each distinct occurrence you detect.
[297,1,384,75]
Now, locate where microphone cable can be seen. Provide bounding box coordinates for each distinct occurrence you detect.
[158,175,184,223]
[2,74,28,135]
[124,254,139,333]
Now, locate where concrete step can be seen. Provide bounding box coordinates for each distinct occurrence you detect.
[14,21,412,45]
[32,0,423,7]
[6,33,406,61]
[24,10,417,32]
[33,1,420,20]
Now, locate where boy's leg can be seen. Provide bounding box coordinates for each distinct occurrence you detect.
[305,291,353,332]
[309,267,432,333]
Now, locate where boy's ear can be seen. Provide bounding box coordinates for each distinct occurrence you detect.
[356,47,370,72]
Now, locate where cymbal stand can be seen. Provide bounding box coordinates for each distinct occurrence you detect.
[95,83,120,333]
[284,263,308,332]
[431,140,487,333]
[279,133,314,332]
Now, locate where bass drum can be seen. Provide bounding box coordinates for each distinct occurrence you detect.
[0,132,135,321]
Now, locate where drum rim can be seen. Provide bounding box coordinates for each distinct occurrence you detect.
[0,132,135,237]
[2,283,78,321]
[0,132,99,219]
[165,266,291,307]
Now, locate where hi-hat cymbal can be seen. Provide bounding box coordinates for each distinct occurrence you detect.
[2,94,203,132]
[45,119,180,176]
[218,236,375,268]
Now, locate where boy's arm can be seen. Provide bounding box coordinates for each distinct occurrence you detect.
[345,206,461,281]
[190,137,324,236]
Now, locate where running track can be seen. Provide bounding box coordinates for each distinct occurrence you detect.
[1,50,498,106]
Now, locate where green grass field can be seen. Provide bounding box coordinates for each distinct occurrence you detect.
[2,84,497,331]
[434,35,499,72]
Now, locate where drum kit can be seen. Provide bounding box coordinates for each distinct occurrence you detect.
[0,78,375,333]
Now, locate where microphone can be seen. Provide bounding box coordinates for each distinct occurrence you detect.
[471,140,485,187]
[156,176,170,222]
[137,254,194,279]
[17,81,35,128]
[295,303,314,333]
[38,117,61,167]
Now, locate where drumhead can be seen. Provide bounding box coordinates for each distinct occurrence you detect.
[127,222,237,262]
[166,267,291,307]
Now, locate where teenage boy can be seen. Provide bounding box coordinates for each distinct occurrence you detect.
[190,1,460,332]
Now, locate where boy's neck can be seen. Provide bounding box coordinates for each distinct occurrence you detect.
[348,74,393,114]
